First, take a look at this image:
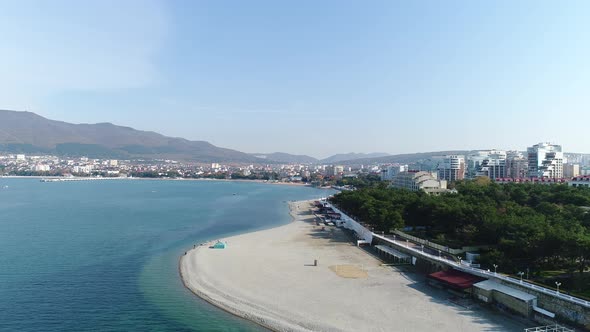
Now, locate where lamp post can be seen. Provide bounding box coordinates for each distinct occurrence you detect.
[493,264,498,275]
[518,271,524,283]
[555,282,561,294]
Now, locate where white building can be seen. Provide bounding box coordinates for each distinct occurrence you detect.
[475,150,507,180]
[34,164,50,172]
[326,165,344,177]
[438,155,465,182]
[467,151,490,178]
[568,175,590,188]
[73,165,93,174]
[380,164,408,181]
[391,171,449,195]
[527,143,564,179]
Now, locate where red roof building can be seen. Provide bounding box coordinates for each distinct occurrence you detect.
[427,269,485,290]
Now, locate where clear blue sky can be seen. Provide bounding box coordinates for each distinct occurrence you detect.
[1,1,589,158]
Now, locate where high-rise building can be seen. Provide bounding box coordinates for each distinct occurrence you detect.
[506,151,528,179]
[466,151,490,178]
[438,155,465,182]
[475,150,507,180]
[527,143,564,179]
[564,164,580,178]
[326,165,344,176]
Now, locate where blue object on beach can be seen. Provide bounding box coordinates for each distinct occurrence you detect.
[212,241,227,249]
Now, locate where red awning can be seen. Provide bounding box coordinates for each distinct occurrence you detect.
[428,269,484,289]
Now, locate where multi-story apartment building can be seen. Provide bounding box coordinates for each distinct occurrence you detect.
[466,151,489,178]
[475,150,507,180]
[563,164,580,178]
[391,171,449,195]
[568,175,590,188]
[380,164,408,181]
[505,151,528,179]
[527,143,564,179]
[438,155,465,182]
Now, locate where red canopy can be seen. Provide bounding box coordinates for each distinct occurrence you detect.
[428,269,484,289]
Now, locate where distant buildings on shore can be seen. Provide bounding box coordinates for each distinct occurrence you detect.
[380,165,407,181]
[378,142,589,194]
[527,142,564,178]
[438,155,465,182]
[2,141,589,190]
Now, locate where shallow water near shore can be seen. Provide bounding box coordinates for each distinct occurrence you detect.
[0,178,332,331]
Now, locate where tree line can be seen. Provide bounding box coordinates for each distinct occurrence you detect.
[329,179,590,275]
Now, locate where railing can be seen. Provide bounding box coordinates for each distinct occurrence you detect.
[392,230,463,255]
[375,232,590,308]
[323,201,590,309]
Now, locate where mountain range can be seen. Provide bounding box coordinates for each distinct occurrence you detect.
[250,152,391,164]
[0,110,475,165]
[0,110,263,162]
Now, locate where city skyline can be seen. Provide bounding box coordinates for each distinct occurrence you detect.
[2,1,589,156]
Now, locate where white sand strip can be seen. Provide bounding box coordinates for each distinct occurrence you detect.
[180,201,527,332]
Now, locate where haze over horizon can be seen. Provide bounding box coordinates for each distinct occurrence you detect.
[1,1,589,157]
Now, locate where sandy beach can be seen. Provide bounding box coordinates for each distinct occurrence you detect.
[180,201,527,332]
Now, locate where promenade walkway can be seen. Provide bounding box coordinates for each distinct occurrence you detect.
[325,201,590,310]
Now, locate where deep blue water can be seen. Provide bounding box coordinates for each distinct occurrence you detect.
[0,179,332,331]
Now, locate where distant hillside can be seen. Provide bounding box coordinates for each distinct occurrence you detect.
[320,152,390,164]
[0,110,265,162]
[336,151,472,165]
[250,152,318,164]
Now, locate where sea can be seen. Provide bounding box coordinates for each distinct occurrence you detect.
[0,178,333,331]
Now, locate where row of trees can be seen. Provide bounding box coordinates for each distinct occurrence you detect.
[330,180,590,274]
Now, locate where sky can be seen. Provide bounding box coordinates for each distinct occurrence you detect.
[1,1,589,158]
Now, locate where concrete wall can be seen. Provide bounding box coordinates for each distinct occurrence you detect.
[473,287,492,303]
[497,280,590,328]
[474,286,532,317]
[492,291,532,317]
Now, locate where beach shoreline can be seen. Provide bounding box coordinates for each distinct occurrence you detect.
[2,175,320,187]
[179,200,527,332]
[179,200,310,332]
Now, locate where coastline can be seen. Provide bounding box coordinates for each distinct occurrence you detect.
[1,175,317,187]
[179,200,525,332]
[179,200,310,332]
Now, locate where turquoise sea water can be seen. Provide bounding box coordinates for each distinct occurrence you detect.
[0,179,332,331]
